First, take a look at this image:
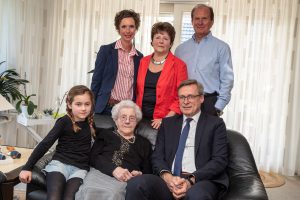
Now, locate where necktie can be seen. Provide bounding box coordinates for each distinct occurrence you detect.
[173,118,193,176]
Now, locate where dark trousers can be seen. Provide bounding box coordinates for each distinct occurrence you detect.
[201,93,218,116]
[126,174,219,200]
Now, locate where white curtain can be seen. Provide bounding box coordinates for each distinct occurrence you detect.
[284,3,300,175]
[39,0,159,110]
[210,0,300,175]
[0,0,159,147]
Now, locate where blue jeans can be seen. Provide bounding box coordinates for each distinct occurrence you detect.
[43,160,87,180]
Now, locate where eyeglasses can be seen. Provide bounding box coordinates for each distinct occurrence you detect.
[119,115,137,123]
[178,94,202,101]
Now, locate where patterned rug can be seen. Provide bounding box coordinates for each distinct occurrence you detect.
[259,171,286,188]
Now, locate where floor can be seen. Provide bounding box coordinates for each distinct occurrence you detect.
[266,176,300,200]
[14,176,300,200]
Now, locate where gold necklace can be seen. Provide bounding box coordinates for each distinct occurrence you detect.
[127,136,136,144]
[114,130,136,144]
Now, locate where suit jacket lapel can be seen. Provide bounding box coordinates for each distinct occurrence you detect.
[194,113,206,156]
[156,52,174,88]
[111,44,118,78]
[133,53,141,77]
[138,56,151,91]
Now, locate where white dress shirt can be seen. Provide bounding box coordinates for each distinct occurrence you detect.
[172,111,201,174]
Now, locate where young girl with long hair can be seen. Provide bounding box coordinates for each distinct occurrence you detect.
[19,85,95,200]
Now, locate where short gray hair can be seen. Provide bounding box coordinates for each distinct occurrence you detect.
[111,100,143,122]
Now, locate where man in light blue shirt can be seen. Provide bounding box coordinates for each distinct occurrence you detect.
[175,4,234,116]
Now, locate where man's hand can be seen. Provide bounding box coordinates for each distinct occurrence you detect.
[161,172,175,191]
[172,178,190,199]
[172,179,194,199]
[161,172,195,199]
[112,167,133,182]
[161,173,186,193]
[19,170,32,183]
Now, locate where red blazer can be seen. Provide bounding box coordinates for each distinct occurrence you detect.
[136,52,188,119]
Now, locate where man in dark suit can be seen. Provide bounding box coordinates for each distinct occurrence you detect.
[126,79,228,200]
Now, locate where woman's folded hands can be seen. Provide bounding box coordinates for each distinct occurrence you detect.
[112,167,142,182]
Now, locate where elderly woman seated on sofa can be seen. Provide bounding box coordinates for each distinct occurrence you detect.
[76,100,152,200]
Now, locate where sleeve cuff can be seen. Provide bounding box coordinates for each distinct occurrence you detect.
[159,170,172,177]
[188,173,196,183]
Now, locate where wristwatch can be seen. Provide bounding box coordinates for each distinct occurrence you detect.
[186,175,195,185]
[216,109,223,117]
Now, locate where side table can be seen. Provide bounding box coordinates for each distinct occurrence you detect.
[0,146,33,200]
[17,114,55,143]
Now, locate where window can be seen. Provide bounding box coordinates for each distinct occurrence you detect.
[158,13,174,25]
[180,12,194,43]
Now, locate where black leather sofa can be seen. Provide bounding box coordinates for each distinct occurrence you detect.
[25,129,268,200]
[0,171,6,200]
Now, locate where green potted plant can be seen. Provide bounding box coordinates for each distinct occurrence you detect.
[16,93,37,117]
[0,61,29,102]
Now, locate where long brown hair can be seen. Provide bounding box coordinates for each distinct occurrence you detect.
[66,85,95,137]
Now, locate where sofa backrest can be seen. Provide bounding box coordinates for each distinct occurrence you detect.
[227,129,259,177]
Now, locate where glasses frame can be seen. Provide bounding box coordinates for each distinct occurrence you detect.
[119,115,137,123]
[178,94,202,101]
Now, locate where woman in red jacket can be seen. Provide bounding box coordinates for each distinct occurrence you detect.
[136,22,187,131]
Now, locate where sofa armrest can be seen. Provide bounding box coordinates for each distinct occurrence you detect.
[0,171,6,183]
[30,152,53,187]
[224,174,267,200]
[224,130,268,200]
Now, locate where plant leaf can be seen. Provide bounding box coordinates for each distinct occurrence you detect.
[16,101,22,113]
[0,68,29,102]
[27,101,35,115]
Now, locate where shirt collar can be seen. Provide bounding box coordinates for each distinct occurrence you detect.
[115,39,138,56]
[192,31,212,43]
[183,111,201,124]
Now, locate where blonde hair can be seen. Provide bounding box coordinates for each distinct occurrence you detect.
[66,85,95,138]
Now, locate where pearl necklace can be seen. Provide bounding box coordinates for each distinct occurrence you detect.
[151,57,166,65]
